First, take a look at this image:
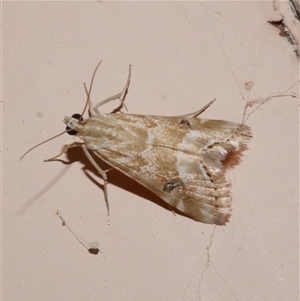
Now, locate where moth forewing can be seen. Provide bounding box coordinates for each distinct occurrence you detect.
[66,110,251,225]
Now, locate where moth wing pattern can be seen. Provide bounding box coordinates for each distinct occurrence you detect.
[79,113,252,225]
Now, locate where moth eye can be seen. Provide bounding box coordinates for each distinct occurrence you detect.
[71,113,82,120]
[66,113,82,136]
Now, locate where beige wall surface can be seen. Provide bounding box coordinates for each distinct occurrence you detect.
[2,1,299,301]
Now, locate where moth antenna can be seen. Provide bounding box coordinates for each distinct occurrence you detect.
[20,129,71,161]
[21,61,104,161]
[80,61,102,118]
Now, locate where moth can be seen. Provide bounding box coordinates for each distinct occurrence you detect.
[22,62,252,226]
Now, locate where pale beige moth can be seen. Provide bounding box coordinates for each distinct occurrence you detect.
[22,62,252,226]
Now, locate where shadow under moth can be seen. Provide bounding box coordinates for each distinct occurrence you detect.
[22,62,252,226]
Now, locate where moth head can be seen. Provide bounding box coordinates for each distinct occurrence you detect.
[64,113,82,135]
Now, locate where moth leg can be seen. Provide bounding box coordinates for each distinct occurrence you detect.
[44,142,84,162]
[81,145,110,225]
[167,205,176,217]
[89,65,132,115]
[178,98,216,118]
